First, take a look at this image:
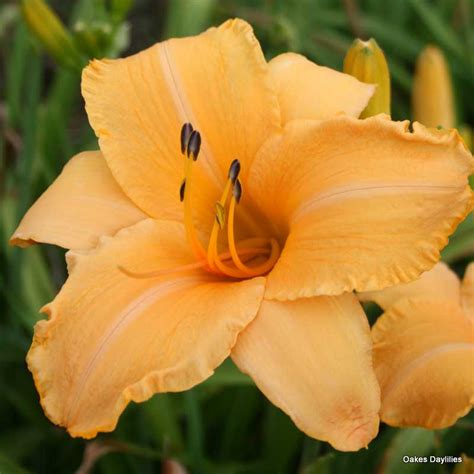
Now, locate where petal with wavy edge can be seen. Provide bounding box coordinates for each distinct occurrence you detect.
[247,116,474,300]
[269,53,374,123]
[232,293,380,451]
[372,297,474,428]
[462,263,474,319]
[27,218,264,438]
[10,151,147,251]
[358,262,460,309]
[82,19,280,235]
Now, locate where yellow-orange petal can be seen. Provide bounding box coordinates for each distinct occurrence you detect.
[462,263,474,319]
[269,53,374,123]
[372,297,474,428]
[247,116,473,300]
[10,151,147,251]
[358,262,460,310]
[82,19,280,231]
[231,293,380,451]
[28,218,264,438]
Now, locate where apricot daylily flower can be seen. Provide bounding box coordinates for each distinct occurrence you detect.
[360,262,474,427]
[10,19,474,451]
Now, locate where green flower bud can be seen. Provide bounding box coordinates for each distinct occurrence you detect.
[343,38,391,118]
[412,46,455,129]
[21,0,84,70]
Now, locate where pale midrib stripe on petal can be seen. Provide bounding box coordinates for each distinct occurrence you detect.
[293,183,465,223]
[66,276,204,424]
[158,41,224,187]
[381,342,474,407]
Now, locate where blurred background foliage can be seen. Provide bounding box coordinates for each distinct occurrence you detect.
[0,0,473,472]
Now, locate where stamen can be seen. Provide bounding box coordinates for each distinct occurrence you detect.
[179,179,186,202]
[228,159,241,183]
[180,127,207,261]
[233,179,242,203]
[187,130,201,161]
[180,123,193,154]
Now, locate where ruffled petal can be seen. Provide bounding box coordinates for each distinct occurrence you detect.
[10,151,147,250]
[358,262,460,310]
[372,297,474,428]
[232,293,380,451]
[247,116,474,300]
[269,53,374,123]
[28,219,264,438]
[82,19,280,232]
[461,263,474,319]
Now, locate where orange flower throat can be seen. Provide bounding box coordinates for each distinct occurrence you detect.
[121,123,281,280]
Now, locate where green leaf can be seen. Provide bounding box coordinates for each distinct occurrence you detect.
[202,359,253,388]
[361,15,423,61]
[439,412,474,456]
[164,0,216,37]
[331,427,395,474]
[110,0,134,24]
[219,387,261,460]
[184,390,205,473]
[6,22,30,128]
[387,58,412,94]
[0,329,28,363]
[0,452,31,474]
[408,0,465,59]
[442,214,474,263]
[301,452,335,474]
[20,246,55,325]
[0,373,48,427]
[0,195,17,257]
[383,428,436,474]
[38,69,79,180]
[261,404,303,474]
[141,394,184,453]
[0,427,44,461]
[16,50,42,219]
